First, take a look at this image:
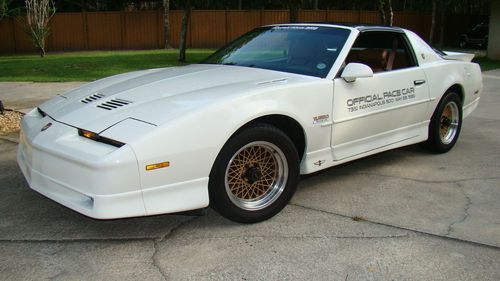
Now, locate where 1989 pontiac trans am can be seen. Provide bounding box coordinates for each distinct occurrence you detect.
[18,24,482,223]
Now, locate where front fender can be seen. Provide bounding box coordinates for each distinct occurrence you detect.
[130,79,334,192]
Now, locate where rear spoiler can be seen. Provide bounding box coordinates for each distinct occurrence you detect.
[442,51,475,62]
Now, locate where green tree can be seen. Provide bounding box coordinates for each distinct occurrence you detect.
[0,0,9,20]
[0,0,19,20]
[25,0,56,57]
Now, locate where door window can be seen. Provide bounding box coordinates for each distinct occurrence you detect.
[345,31,417,73]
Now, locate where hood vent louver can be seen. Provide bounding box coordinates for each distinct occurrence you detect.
[81,93,105,104]
[97,99,133,110]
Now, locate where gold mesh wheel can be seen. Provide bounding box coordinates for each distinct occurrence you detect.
[439,101,459,145]
[224,141,288,211]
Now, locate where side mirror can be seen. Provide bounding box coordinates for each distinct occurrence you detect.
[341,63,374,83]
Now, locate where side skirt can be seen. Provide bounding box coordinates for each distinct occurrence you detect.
[300,121,429,174]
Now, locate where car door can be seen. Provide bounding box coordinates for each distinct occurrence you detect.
[331,30,430,160]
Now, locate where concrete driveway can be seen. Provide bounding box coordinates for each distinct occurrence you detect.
[0,82,84,113]
[0,71,499,280]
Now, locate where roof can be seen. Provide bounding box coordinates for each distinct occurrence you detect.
[268,22,406,33]
[353,25,405,33]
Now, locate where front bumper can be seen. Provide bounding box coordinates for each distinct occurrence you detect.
[17,109,147,219]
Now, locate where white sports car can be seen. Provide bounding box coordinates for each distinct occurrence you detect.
[18,24,482,223]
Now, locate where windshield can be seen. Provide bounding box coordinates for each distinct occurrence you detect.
[203,25,351,78]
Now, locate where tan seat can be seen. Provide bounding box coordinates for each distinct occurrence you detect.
[391,52,410,70]
[346,48,388,73]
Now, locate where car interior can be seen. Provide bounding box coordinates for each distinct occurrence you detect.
[345,31,416,73]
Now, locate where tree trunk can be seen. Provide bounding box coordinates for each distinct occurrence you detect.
[429,0,437,44]
[39,39,46,57]
[238,0,242,10]
[387,0,393,26]
[289,0,301,23]
[163,0,171,49]
[178,0,191,62]
[438,0,446,47]
[289,6,299,23]
[378,0,386,25]
[378,0,393,26]
[314,0,318,10]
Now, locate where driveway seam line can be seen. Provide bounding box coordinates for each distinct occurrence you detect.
[290,203,500,250]
[323,172,500,184]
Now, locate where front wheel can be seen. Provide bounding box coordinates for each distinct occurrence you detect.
[209,124,299,223]
[426,92,463,153]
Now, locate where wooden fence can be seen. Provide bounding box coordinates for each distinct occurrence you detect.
[0,10,479,54]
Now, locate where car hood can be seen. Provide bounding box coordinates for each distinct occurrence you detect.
[40,64,314,133]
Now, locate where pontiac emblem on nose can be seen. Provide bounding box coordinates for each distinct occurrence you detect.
[41,123,52,131]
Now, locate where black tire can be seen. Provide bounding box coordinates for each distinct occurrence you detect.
[459,39,468,49]
[426,92,463,153]
[209,124,300,223]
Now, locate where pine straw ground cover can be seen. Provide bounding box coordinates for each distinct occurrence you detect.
[0,110,23,135]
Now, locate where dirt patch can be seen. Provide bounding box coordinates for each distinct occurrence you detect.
[0,110,24,135]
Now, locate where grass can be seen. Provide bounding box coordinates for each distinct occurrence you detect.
[0,49,215,82]
[472,57,500,72]
[441,47,500,72]
[0,48,499,82]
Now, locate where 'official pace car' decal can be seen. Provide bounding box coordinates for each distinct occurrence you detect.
[347,86,416,113]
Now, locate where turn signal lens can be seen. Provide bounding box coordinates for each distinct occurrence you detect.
[81,130,96,139]
[78,129,125,148]
[146,162,170,171]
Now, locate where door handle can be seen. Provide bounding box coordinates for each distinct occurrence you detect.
[414,80,426,86]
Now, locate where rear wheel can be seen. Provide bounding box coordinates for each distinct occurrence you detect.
[426,92,463,153]
[459,39,468,49]
[209,124,299,223]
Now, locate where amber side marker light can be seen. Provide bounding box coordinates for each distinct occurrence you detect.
[78,129,125,148]
[81,130,96,139]
[146,162,170,171]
